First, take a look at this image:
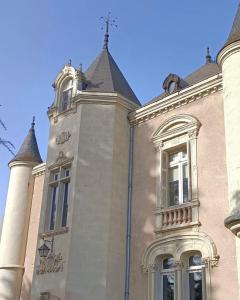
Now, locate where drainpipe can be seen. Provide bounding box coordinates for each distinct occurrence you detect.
[124,125,134,300]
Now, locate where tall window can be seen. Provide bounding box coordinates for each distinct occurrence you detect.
[48,165,71,230]
[156,257,175,300]
[187,255,204,300]
[168,147,188,206]
[60,79,73,112]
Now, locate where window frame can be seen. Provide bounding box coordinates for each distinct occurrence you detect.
[142,232,219,300]
[46,164,71,231]
[153,115,200,209]
[59,79,73,113]
[168,146,189,206]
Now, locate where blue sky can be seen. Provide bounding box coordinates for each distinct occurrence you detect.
[0,0,238,219]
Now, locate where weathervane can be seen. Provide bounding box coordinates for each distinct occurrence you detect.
[100,12,117,50]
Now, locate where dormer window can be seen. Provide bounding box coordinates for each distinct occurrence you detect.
[60,79,73,112]
[168,81,176,94]
[163,74,188,95]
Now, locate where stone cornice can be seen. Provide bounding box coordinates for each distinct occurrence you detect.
[32,162,46,177]
[129,74,222,125]
[48,91,139,123]
[217,40,240,66]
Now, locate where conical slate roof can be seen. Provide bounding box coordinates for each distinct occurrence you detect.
[85,48,141,106]
[10,120,42,164]
[224,4,240,47]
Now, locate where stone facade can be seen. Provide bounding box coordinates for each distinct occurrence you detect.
[2,4,240,300]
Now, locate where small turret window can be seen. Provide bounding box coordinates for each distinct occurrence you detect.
[60,79,73,112]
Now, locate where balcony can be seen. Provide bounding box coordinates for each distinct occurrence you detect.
[154,200,200,233]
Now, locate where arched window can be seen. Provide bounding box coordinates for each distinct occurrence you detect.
[142,232,219,300]
[59,79,73,112]
[181,252,206,300]
[155,256,175,300]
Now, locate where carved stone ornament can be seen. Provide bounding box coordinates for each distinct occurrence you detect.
[36,252,64,275]
[203,255,220,268]
[56,131,71,145]
[55,151,68,164]
[142,263,157,274]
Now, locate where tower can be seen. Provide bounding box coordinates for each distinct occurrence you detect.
[29,33,140,299]
[0,120,42,299]
[217,4,240,297]
[217,4,240,237]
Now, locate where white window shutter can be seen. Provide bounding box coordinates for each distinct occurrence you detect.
[160,150,168,207]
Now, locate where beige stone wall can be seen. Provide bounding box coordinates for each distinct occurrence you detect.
[21,168,45,300]
[130,91,239,299]
[30,96,132,300]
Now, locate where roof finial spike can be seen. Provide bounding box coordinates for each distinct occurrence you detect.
[103,12,110,49]
[100,12,118,50]
[68,59,72,66]
[79,63,83,72]
[206,47,212,64]
[31,116,35,129]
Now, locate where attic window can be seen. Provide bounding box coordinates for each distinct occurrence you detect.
[59,79,73,112]
[168,81,176,94]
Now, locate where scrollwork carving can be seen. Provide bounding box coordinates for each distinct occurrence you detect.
[203,255,220,268]
[56,131,71,145]
[36,252,64,275]
[142,263,157,273]
[55,151,68,164]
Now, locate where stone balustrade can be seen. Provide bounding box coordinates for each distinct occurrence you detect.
[155,201,200,233]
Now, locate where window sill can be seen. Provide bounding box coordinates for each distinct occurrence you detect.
[39,227,69,239]
[155,221,201,234]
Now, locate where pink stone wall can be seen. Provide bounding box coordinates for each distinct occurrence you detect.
[130,91,239,299]
[21,172,45,300]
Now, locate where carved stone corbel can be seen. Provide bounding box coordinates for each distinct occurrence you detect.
[203,255,220,268]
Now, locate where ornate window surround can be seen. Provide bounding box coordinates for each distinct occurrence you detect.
[54,66,77,112]
[48,65,79,120]
[142,232,220,300]
[42,151,74,236]
[153,114,201,233]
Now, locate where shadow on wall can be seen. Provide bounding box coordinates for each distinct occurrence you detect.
[231,190,240,215]
[0,273,30,300]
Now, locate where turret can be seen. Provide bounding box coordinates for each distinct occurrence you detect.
[30,20,140,299]
[217,3,240,237]
[0,118,42,299]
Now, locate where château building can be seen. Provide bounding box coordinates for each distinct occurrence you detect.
[1,3,240,300]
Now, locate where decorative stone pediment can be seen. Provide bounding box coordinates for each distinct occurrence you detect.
[48,151,74,170]
[152,114,201,145]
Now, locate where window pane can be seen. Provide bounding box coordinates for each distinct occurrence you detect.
[169,166,179,206]
[169,153,179,164]
[163,274,175,300]
[61,182,69,227]
[169,166,179,181]
[189,272,202,300]
[163,257,175,269]
[182,149,187,160]
[49,186,58,230]
[61,89,72,111]
[189,255,202,266]
[51,171,59,182]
